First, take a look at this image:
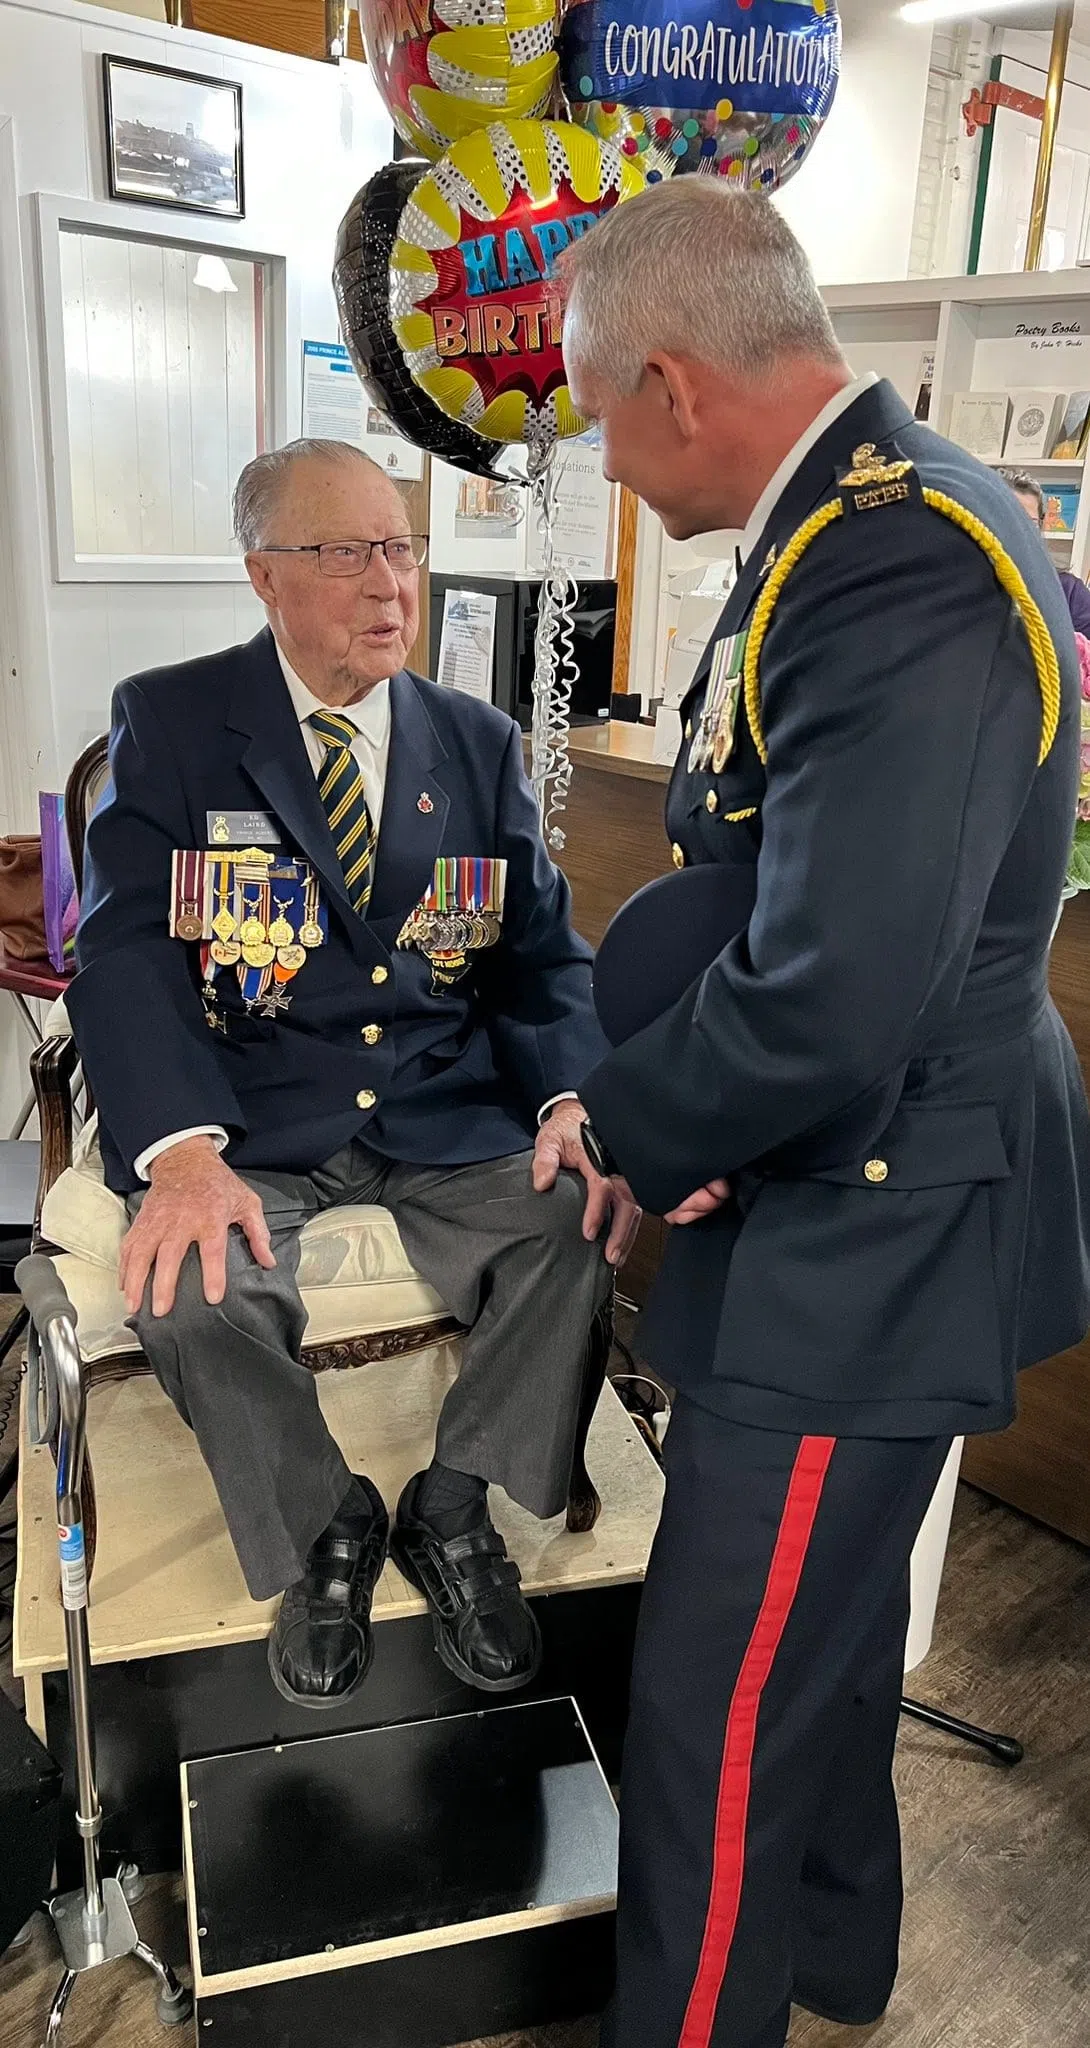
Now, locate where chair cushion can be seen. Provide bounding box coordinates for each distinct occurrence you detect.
[41,1120,449,1364]
[43,994,72,1038]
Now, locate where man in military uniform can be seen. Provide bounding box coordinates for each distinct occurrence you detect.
[559,185,1090,2046]
[69,441,639,1713]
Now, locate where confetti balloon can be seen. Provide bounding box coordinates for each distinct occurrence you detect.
[559,0,840,187]
[389,117,646,449]
[357,0,559,163]
[334,160,506,478]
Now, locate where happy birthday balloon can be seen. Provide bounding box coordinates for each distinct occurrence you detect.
[389,117,646,450]
[357,0,558,163]
[334,160,506,478]
[559,0,840,187]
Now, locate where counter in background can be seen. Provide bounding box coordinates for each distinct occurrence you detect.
[556,723,670,948]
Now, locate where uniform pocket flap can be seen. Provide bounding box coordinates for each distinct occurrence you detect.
[807,1105,1011,1190]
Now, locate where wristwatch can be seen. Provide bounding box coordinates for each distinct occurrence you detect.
[580,1118,619,1180]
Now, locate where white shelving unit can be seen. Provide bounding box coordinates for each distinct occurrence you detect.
[825,268,1090,582]
[626,268,1090,705]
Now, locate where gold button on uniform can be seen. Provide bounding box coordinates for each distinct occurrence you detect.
[705,790,718,814]
[356,1089,377,1111]
[864,1159,889,1185]
[672,842,685,871]
[371,966,388,986]
[684,719,693,741]
[361,1024,383,1045]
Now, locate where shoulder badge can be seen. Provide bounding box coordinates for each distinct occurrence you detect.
[837,442,921,517]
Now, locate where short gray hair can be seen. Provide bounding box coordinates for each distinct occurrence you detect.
[560,182,843,395]
[232,438,390,551]
[997,467,1045,525]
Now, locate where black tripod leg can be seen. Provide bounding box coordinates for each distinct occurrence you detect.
[900,1695,1024,1766]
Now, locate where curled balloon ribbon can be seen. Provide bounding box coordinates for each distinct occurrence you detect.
[527,437,579,851]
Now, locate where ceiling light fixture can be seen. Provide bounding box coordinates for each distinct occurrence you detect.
[193,254,237,294]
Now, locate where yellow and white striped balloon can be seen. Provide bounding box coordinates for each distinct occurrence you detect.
[358,0,558,163]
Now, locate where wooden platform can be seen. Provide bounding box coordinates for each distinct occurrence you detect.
[14,1344,663,1681]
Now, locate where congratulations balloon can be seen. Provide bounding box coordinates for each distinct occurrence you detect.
[389,117,646,449]
[357,0,558,163]
[334,161,506,479]
[560,0,840,187]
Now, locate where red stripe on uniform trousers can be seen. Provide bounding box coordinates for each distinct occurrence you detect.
[679,1434,838,2048]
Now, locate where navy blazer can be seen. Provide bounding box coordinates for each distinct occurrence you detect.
[581,380,1090,1440]
[70,628,606,1194]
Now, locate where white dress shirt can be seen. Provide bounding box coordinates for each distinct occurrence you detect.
[738,372,879,567]
[135,642,572,1179]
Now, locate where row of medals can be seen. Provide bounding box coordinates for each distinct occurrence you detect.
[400,906,501,955]
[689,648,741,778]
[176,904,323,971]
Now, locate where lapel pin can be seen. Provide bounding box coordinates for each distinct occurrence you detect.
[762,545,777,576]
[417,792,434,814]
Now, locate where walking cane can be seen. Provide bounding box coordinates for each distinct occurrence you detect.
[16,1255,193,2046]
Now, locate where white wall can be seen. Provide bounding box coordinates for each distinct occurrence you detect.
[776,4,935,286]
[977,29,1090,274]
[0,0,392,811]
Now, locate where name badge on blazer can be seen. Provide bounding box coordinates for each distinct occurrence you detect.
[207,810,280,847]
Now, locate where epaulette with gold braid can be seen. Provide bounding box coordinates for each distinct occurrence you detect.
[742,444,1061,771]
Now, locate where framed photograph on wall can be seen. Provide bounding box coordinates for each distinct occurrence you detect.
[102,55,244,219]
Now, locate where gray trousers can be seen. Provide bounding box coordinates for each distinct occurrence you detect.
[130,1143,611,1600]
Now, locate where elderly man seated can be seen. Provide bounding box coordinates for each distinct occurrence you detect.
[67,438,639,1711]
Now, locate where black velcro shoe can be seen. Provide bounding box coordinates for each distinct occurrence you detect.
[268,1475,389,1710]
[390,1476,543,1694]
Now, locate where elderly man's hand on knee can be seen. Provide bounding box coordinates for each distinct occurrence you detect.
[532,1098,642,1268]
[119,1136,276,1318]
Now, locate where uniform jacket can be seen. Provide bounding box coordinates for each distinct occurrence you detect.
[70,628,606,1195]
[581,379,1090,1439]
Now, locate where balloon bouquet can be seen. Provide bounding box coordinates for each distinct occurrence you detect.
[335,0,841,846]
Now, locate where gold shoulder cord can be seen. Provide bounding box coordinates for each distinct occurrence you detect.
[742,484,1061,770]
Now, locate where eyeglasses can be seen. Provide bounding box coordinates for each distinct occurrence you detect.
[259,536,428,577]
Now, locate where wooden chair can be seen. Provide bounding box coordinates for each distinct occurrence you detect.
[31,737,611,1578]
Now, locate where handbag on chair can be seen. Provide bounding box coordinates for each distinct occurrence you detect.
[0,834,47,961]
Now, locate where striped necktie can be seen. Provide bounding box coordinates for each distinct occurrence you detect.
[308,709,377,915]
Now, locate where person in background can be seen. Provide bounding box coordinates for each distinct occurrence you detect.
[1000,466,1090,632]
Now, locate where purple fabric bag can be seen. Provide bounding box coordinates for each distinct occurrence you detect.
[39,792,77,975]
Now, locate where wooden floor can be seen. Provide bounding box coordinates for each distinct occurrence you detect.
[1,1477,1087,2048]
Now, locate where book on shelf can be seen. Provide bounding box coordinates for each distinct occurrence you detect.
[1002,391,1064,462]
[1042,484,1081,537]
[948,391,1010,462]
[1049,391,1090,459]
[914,350,935,423]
